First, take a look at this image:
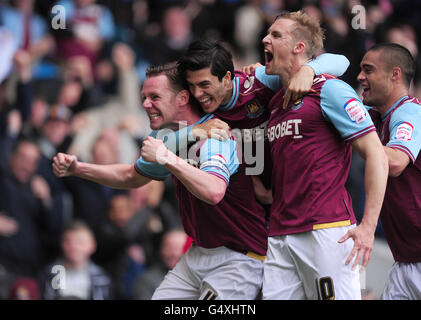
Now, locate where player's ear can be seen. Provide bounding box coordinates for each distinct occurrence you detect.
[391,66,402,82]
[176,89,190,106]
[293,41,306,55]
[222,71,231,88]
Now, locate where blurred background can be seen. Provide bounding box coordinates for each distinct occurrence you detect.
[0,0,418,300]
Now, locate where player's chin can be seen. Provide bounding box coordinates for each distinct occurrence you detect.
[265,64,275,75]
[149,119,163,130]
[201,103,219,113]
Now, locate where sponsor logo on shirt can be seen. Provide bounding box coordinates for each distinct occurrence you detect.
[246,100,264,119]
[344,98,366,124]
[393,122,413,141]
[231,121,268,143]
[268,119,302,142]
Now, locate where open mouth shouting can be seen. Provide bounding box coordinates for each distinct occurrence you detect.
[147,111,162,125]
[265,49,274,66]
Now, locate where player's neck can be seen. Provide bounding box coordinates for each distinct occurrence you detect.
[168,107,202,130]
[378,85,409,115]
[283,56,308,88]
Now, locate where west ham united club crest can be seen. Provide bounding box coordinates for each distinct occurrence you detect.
[246,101,264,119]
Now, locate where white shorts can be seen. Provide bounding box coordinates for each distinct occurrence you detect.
[262,225,361,300]
[381,262,421,300]
[152,245,264,300]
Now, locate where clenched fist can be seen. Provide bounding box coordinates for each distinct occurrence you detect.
[141,136,175,165]
[52,153,78,177]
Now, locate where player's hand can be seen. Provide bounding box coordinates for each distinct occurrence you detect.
[192,118,231,141]
[52,153,78,177]
[141,136,175,165]
[242,62,263,74]
[251,176,273,204]
[283,65,314,109]
[338,223,375,271]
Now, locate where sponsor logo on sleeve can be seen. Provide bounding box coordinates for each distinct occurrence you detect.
[393,122,413,141]
[211,154,227,165]
[344,98,366,124]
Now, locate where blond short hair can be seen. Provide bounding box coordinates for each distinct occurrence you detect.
[276,10,324,58]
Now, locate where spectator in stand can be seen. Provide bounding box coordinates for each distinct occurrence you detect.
[39,220,112,300]
[0,137,55,298]
[94,190,157,299]
[134,5,193,65]
[132,228,187,300]
[37,104,75,259]
[54,0,116,68]
[0,0,54,61]
[63,131,119,233]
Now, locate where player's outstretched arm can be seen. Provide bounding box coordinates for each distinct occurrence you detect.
[141,136,227,205]
[338,131,388,270]
[52,152,151,189]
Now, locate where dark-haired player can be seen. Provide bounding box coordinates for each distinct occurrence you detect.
[358,43,421,300]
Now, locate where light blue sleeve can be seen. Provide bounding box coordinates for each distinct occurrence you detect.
[133,126,198,180]
[255,66,283,91]
[199,138,239,185]
[320,79,375,141]
[305,53,350,77]
[134,156,170,181]
[387,103,421,162]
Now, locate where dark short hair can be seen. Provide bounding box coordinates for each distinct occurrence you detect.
[368,43,416,88]
[177,39,235,81]
[145,62,186,92]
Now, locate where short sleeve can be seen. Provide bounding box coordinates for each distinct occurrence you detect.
[305,53,350,77]
[320,79,376,142]
[387,102,421,163]
[134,157,170,181]
[199,138,239,185]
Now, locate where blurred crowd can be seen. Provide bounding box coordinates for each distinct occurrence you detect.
[0,0,419,300]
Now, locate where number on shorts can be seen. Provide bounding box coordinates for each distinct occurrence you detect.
[317,277,335,300]
[201,289,218,300]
